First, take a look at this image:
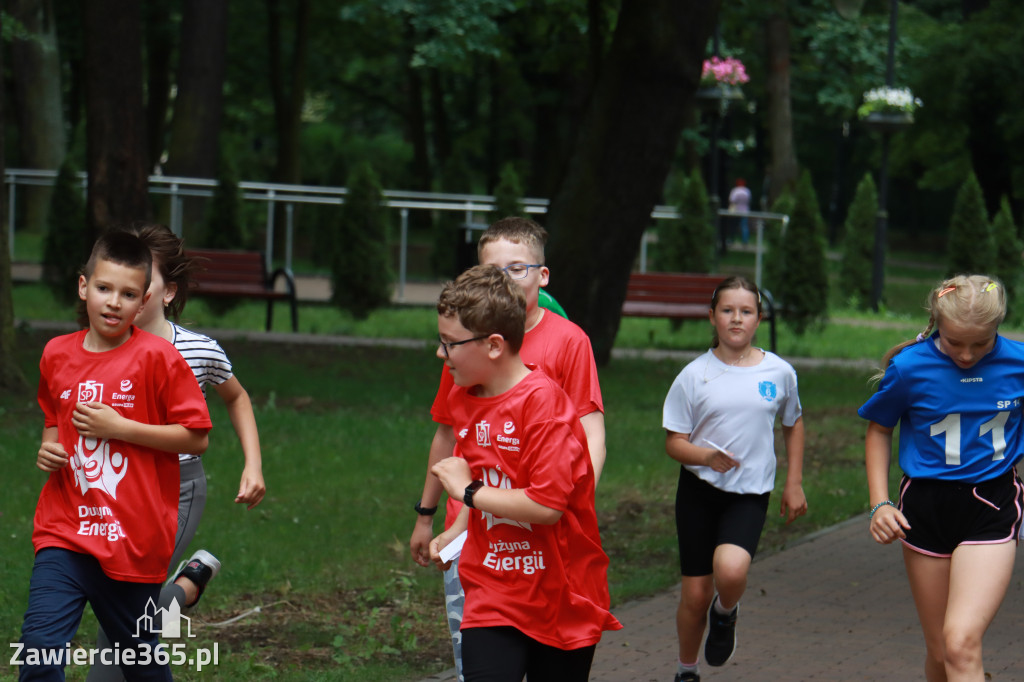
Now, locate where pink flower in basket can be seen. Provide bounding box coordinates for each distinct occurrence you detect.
[700,56,750,87]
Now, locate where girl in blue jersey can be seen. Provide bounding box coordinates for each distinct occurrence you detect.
[861,274,1024,682]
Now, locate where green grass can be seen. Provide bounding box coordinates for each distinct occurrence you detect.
[1,324,888,681]
[0,249,942,679]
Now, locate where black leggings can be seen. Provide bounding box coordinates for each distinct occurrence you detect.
[461,626,596,682]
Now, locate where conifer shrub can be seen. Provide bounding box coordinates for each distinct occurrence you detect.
[654,168,714,273]
[946,170,995,277]
[990,195,1022,319]
[493,163,525,219]
[778,171,828,334]
[330,163,393,319]
[43,160,90,305]
[838,173,877,309]
[200,156,248,315]
[763,191,795,298]
[204,156,246,250]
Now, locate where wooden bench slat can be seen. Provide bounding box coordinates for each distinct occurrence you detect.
[621,272,777,352]
[185,249,298,332]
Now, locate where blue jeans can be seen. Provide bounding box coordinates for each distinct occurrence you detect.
[18,548,170,682]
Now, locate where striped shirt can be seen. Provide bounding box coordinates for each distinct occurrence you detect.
[170,322,233,461]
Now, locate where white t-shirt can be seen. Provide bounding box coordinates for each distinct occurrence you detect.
[663,349,802,494]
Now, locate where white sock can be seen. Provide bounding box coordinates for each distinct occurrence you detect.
[713,596,737,616]
[677,660,699,675]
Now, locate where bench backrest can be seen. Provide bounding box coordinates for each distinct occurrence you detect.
[186,249,268,287]
[625,272,722,305]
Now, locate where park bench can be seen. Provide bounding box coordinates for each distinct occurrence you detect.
[622,272,777,352]
[186,248,298,332]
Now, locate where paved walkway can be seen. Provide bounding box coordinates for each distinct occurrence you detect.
[420,515,1024,682]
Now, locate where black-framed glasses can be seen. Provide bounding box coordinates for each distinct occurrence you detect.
[438,334,489,359]
[502,263,543,280]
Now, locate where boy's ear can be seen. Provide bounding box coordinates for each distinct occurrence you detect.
[78,274,88,301]
[538,266,550,288]
[486,333,506,359]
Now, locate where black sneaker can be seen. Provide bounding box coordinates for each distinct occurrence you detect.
[172,549,221,607]
[704,598,738,666]
[674,672,700,682]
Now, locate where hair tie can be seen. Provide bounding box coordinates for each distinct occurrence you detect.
[984,282,998,292]
[938,286,956,298]
[916,333,926,343]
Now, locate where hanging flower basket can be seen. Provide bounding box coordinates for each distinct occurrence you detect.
[696,57,749,114]
[862,111,914,134]
[858,86,921,133]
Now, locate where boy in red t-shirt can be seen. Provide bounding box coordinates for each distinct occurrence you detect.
[19,232,211,681]
[410,217,605,680]
[428,265,620,681]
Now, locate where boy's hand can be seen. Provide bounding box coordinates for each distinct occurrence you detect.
[235,466,266,509]
[72,402,125,440]
[37,442,69,472]
[431,457,472,499]
[429,528,461,571]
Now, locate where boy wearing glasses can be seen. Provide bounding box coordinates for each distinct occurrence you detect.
[410,217,605,680]
[429,265,620,681]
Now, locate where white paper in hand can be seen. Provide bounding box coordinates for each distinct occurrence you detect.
[439,530,468,563]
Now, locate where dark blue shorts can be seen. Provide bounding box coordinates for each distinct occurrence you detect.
[675,468,770,576]
[898,469,1024,557]
[18,548,170,681]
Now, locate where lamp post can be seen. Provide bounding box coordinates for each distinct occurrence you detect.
[870,0,898,312]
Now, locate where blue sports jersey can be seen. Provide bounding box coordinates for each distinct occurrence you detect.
[859,333,1024,482]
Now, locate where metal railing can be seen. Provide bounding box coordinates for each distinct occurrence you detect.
[4,168,787,299]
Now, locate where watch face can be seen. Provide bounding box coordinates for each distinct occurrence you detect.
[464,481,484,508]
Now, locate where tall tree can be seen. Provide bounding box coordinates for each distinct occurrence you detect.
[764,3,799,204]
[164,0,228,181]
[143,0,175,170]
[544,0,721,365]
[163,0,229,232]
[9,0,66,232]
[83,0,150,232]
[1,9,31,394]
[267,0,310,189]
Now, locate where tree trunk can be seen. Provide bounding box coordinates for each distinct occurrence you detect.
[164,0,229,237]
[764,10,799,205]
[0,10,31,395]
[267,0,310,187]
[266,0,310,254]
[403,21,431,194]
[144,0,175,171]
[545,0,721,366]
[84,0,150,233]
[9,0,66,233]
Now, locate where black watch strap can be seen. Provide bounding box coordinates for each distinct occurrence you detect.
[414,501,438,516]
[463,480,484,508]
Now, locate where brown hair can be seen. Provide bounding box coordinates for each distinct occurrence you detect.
[437,264,526,353]
[709,276,763,348]
[83,230,153,292]
[124,223,196,319]
[877,273,1006,371]
[477,217,547,263]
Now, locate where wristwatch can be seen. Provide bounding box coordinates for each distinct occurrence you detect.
[414,501,437,516]
[463,480,484,508]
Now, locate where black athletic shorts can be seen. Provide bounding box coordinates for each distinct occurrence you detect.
[898,469,1024,557]
[675,467,771,576]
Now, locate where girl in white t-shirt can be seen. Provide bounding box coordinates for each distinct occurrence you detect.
[661,276,806,682]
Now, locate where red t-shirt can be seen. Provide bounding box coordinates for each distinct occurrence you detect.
[33,328,212,582]
[450,369,621,649]
[431,310,603,426]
